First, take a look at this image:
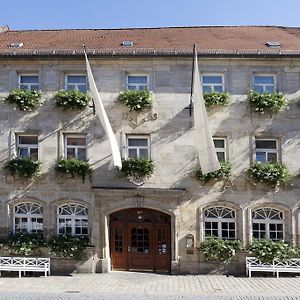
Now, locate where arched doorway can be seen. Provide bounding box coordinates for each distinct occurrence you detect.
[110,208,171,272]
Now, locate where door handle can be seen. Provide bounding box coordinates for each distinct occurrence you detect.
[128,246,131,252]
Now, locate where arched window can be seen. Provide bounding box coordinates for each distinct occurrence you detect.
[252,208,284,240]
[57,203,88,236]
[13,202,43,234]
[204,207,236,240]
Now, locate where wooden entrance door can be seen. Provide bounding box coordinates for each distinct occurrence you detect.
[110,208,171,272]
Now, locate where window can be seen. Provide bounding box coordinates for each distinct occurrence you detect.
[19,74,39,90]
[202,75,224,93]
[65,75,87,93]
[253,75,276,93]
[255,139,278,163]
[13,202,43,234]
[17,135,38,159]
[204,207,236,240]
[213,138,226,162]
[127,136,150,159]
[126,75,149,90]
[252,208,284,241]
[57,203,88,236]
[65,135,87,160]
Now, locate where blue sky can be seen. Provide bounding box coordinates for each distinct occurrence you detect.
[1,0,299,30]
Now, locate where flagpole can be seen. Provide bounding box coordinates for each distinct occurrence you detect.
[189,44,196,117]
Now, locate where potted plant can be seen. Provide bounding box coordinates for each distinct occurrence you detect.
[4,89,42,111]
[54,90,91,110]
[118,90,152,111]
[55,158,92,182]
[204,92,230,108]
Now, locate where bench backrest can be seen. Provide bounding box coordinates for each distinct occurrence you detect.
[0,257,50,267]
[246,256,300,267]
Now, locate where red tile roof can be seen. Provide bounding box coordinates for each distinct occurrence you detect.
[1,26,300,57]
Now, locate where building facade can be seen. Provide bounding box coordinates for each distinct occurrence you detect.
[0,25,299,274]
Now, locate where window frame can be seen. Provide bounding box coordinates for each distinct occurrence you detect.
[126,135,151,159]
[16,134,39,159]
[213,137,227,162]
[18,74,39,91]
[204,206,237,240]
[13,202,43,234]
[56,203,89,236]
[64,74,87,93]
[201,74,225,93]
[126,74,149,90]
[252,74,276,93]
[254,138,278,163]
[252,207,284,241]
[64,134,87,161]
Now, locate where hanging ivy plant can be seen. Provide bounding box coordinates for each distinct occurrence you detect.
[196,161,233,183]
[248,90,287,114]
[247,162,290,187]
[201,237,242,262]
[54,90,91,110]
[4,89,42,111]
[4,158,41,179]
[56,158,92,182]
[249,239,297,264]
[204,92,230,107]
[118,90,152,111]
[120,158,155,179]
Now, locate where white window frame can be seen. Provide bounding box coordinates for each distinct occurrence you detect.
[126,74,149,90]
[65,74,87,93]
[201,74,224,93]
[13,202,43,234]
[18,74,39,90]
[252,74,276,93]
[64,134,87,160]
[252,208,284,241]
[213,137,227,162]
[126,135,150,159]
[254,138,278,163]
[57,203,89,236]
[204,207,236,240]
[16,134,39,159]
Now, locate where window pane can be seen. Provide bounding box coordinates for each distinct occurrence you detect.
[128,149,137,158]
[265,85,275,92]
[67,137,86,146]
[19,148,29,158]
[128,138,148,147]
[256,140,277,149]
[203,86,212,93]
[267,152,277,162]
[29,148,38,159]
[77,148,87,160]
[67,148,76,159]
[20,75,39,83]
[139,149,149,159]
[254,76,274,85]
[78,85,87,93]
[67,75,86,84]
[253,85,264,93]
[203,76,222,84]
[19,136,38,144]
[214,139,225,148]
[216,152,225,162]
[128,76,148,84]
[256,152,266,163]
[214,85,223,92]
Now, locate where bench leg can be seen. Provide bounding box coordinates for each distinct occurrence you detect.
[19,270,21,278]
[249,269,252,278]
[277,271,279,278]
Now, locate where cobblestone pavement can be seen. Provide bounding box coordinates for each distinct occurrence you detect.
[0,272,298,299]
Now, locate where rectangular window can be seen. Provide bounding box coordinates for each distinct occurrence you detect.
[126,75,149,90]
[17,135,38,159]
[202,74,224,93]
[65,135,87,160]
[253,75,276,93]
[127,136,150,159]
[213,138,226,162]
[255,139,278,163]
[65,75,87,93]
[19,74,39,90]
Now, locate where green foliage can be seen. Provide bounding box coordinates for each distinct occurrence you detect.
[54,90,91,110]
[249,239,297,264]
[119,89,152,111]
[120,158,155,178]
[56,159,92,182]
[48,235,89,259]
[204,92,230,107]
[248,90,287,114]
[4,158,41,179]
[247,162,290,187]
[196,161,232,183]
[4,89,42,111]
[201,237,242,262]
[7,232,45,256]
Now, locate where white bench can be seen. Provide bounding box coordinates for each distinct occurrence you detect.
[0,257,50,278]
[246,257,300,278]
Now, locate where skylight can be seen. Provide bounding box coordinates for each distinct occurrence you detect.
[265,41,280,48]
[9,42,24,48]
[121,41,134,47]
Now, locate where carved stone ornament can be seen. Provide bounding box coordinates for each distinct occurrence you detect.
[128,175,146,186]
[127,110,158,128]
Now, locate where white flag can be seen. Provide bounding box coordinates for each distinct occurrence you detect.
[192,49,220,174]
[85,52,122,169]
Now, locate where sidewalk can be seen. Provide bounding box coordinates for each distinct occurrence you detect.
[0,271,299,299]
